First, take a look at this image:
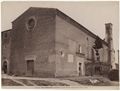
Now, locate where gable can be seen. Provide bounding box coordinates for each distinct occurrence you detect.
[12,7,56,24]
[12,7,108,47]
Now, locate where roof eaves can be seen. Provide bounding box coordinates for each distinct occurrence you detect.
[56,9,108,46]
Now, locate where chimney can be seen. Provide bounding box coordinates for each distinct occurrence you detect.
[105,23,115,68]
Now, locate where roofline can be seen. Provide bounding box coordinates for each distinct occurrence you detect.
[56,9,108,46]
[56,9,97,38]
[11,7,108,46]
[12,7,31,23]
[2,29,12,33]
[12,7,57,23]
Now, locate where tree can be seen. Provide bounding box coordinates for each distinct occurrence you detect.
[92,36,103,75]
[93,36,103,49]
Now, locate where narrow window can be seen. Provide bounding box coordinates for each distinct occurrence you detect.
[78,45,82,53]
[60,50,64,57]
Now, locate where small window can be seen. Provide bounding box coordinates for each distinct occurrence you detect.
[60,50,65,57]
[28,18,35,30]
[77,44,82,53]
[68,54,74,63]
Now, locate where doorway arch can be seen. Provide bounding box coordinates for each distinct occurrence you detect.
[2,61,8,74]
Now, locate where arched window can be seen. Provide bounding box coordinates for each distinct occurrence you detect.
[2,61,7,74]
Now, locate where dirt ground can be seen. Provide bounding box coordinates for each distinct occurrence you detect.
[1,74,119,87]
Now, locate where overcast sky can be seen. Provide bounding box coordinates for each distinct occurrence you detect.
[1,1,119,63]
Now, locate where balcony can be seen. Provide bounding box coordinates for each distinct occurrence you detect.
[76,52,85,57]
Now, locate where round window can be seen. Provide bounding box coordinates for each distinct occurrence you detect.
[26,17,36,31]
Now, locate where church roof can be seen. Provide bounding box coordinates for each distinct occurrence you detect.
[12,7,108,46]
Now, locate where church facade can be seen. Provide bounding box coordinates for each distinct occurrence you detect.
[2,7,115,77]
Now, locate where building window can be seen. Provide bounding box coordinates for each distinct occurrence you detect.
[28,19,35,29]
[60,50,65,57]
[68,54,74,63]
[2,61,8,74]
[26,16,36,31]
[77,44,82,53]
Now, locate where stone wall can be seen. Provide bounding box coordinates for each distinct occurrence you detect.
[2,30,11,73]
[55,15,109,77]
[10,8,56,77]
[6,8,110,77]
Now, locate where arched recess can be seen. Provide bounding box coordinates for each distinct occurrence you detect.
[2,58,9,74]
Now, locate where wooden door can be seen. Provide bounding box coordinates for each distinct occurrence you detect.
[27,60,34,76]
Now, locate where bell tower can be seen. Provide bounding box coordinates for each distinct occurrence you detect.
[105,23,115,68]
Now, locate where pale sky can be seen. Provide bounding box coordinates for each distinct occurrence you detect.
[1,1,119,63]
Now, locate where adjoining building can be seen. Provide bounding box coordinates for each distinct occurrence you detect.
[2,29,11,74]
[2,7,115,77]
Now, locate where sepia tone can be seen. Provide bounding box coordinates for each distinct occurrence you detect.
[1,5,119,89]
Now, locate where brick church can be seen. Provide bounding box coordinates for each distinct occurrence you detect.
[2,7,115,77]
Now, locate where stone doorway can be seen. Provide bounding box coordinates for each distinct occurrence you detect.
[78,63,82,76]
[2,61,8,74]
[26,60,34,76]
[76,57,85,76]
